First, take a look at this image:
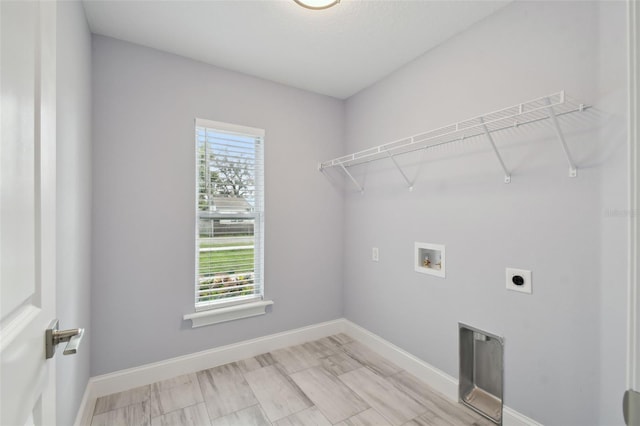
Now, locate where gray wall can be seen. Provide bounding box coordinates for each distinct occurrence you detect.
[91,36,345,375]
[342,2,627,425]
[56,1,92,425]
[88,3,629,424]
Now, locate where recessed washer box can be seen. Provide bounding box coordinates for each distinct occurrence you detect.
[414,242,445,278]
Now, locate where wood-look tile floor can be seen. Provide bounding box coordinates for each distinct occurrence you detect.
[91,334,493,426]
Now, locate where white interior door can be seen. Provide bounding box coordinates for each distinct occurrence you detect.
[0,1,57,425]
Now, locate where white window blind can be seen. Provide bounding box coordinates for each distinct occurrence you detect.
[195,119,264,311]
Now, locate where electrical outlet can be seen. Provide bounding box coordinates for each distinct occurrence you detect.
[506,268,532,294]
[372,247,379,262]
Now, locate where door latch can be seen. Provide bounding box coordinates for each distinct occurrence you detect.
[45,319,84,359]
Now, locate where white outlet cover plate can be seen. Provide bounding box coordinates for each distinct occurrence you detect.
[506,268,532,294]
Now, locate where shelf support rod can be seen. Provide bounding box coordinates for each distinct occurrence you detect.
[545,98,578,177]
[340,164,364,193]
[480,118,511,183]
[385,151,414,191]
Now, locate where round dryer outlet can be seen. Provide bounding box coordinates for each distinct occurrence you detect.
[506,268,532,294]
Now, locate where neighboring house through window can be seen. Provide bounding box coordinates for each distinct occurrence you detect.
[194,118,264,311]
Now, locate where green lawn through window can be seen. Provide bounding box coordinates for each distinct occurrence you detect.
[199,247,254,276]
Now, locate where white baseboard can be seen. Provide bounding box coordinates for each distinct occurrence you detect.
[74,318,541,426]
[342,321,460,401]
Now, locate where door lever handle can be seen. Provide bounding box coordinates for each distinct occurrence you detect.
[45,319,85,359]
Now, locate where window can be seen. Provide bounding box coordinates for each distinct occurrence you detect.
[194,119,264,311]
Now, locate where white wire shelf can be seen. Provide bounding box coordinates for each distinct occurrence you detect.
[319,91,590,191]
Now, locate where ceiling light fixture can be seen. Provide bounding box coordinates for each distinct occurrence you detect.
[293,0,340,10]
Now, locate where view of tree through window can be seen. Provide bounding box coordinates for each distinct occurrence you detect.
[195,121,264,309]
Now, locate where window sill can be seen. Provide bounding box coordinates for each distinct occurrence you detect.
[183,300,274,328]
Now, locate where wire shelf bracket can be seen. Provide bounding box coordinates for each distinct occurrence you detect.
[319,90,589,192]
[546,96,579,177]
[386,149,415,191]
[340,164,364,193]
[480,117,511,184]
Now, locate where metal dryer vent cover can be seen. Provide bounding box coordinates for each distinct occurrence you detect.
[459,323,504,425]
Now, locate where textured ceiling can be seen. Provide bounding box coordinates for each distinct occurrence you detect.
[82,0,512,99]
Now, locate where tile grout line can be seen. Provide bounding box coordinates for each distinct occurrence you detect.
[236,360,270,426]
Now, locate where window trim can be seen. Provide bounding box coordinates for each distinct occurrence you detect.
[190,118,268,320]
[184,300,274,328]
